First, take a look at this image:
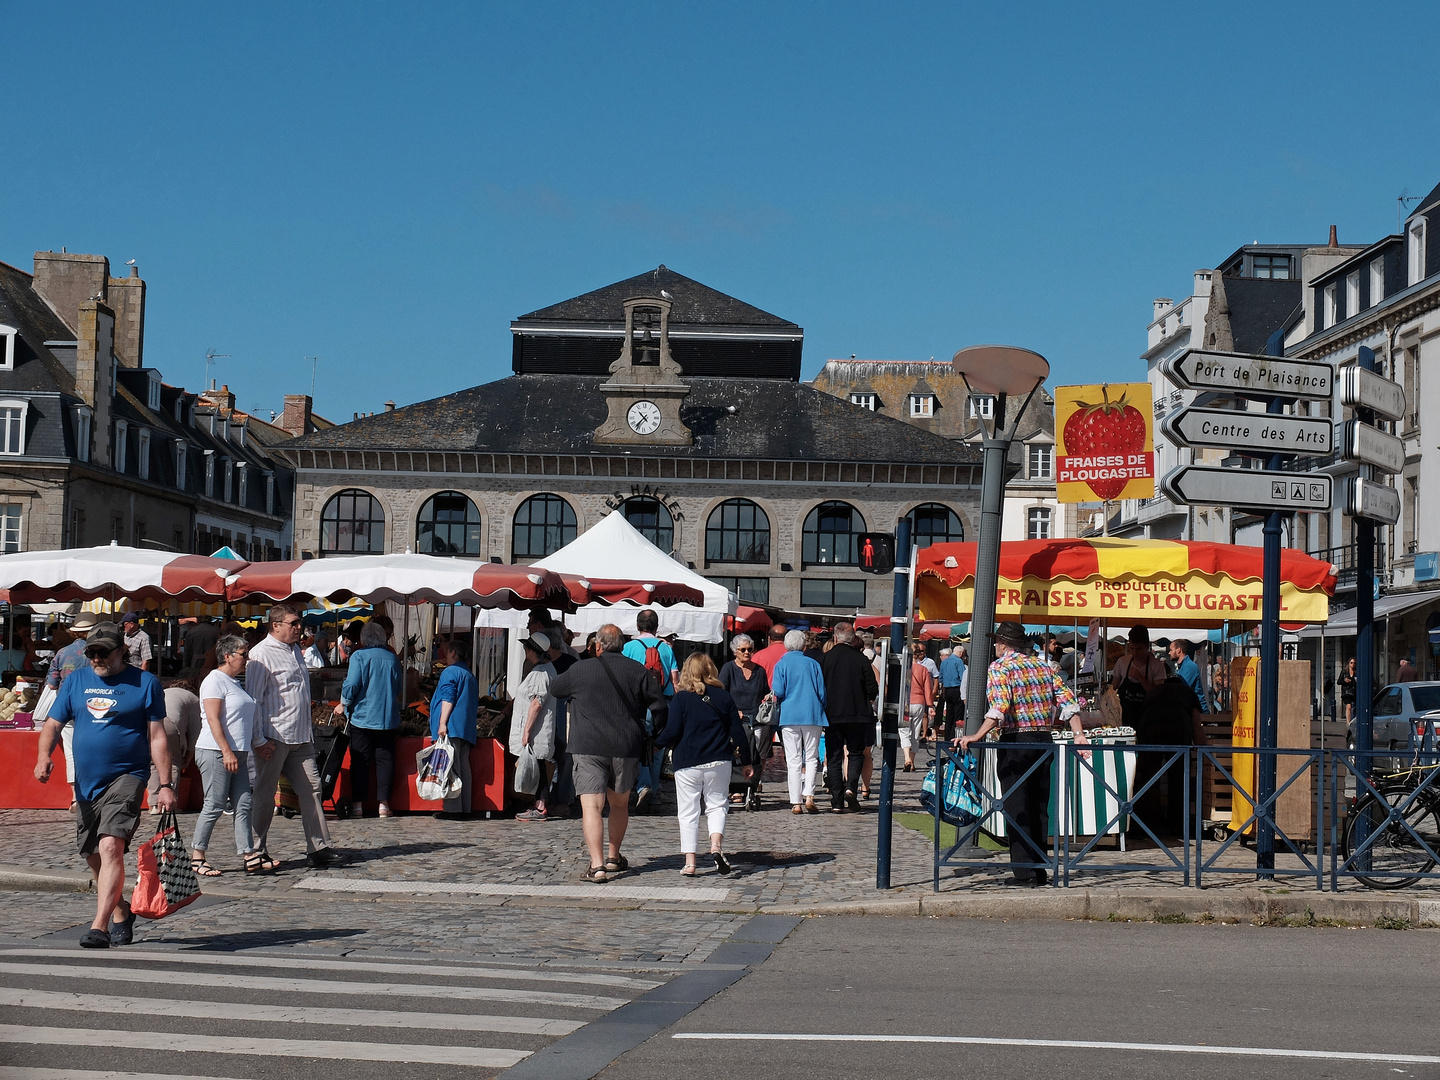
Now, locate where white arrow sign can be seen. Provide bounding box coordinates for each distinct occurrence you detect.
[1161,466,1332,511]
[1340,366,1406,422]
[1343,420,1404,474]
[1161,406,1333,456]
[1163,349,1332,400]
[1347,477,1401,524]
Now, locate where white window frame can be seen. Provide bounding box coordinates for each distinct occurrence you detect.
[909,394,934,418]
[113,418,128,472]
[74,406,91,463]
[1027,443,1053,480]
[237,420,246,448]
[0,505,21,553]
[1026,505,1053,540]
[1410,217,1427,286]
[967,395,995,419]
[0,325,16,371]
[848,392,876,411]
[147,374,161,412]
[204,450,215,498]
[1323,283,1338,329]
[176,442,187,489]
[136,428,150,480]
[1346,271,1360,319]
[223,459,233,502]
[238,462,249,506]
[0,400,28,456]
[1370,257,1385,308]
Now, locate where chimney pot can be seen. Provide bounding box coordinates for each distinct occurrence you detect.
[384,400,396,412]
[1329,225,1339,248]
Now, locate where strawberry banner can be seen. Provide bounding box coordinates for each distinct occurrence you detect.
[1054,382,1156,503]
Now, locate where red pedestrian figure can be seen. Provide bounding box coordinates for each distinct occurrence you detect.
[862,537,874,568]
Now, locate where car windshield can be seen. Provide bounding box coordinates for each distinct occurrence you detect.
[1409,686,1440,712]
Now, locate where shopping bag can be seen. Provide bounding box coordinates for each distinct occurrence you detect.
[755,694,777,727]
[415,736,462,801]
[919,750,983,827]
[513,745,542,795]
[129,809,201,919]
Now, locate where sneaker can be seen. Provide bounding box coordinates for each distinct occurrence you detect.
[516,808,548,822]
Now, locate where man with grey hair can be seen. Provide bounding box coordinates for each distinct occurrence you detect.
[548,624,661,882]
[819,621,878,812]
[247,603,339,870]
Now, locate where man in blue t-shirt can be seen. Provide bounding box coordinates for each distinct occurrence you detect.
[35,621,173,949]
[939,645,967,741]
[1168,639,1210,714]
[621,609,678,812]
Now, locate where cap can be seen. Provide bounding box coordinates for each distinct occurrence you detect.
[86,622,124,653]
[994,621,1030,648]
[522,632,551,654]
[120,611,140,625]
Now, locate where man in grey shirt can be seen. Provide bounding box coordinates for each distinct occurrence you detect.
[548,624,660,883]
[247,604,339,869]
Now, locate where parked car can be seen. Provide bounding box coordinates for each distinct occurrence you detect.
[1347,681,1440,769]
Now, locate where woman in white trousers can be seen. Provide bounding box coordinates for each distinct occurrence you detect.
[655,654,753,875]
[770,630,827,814]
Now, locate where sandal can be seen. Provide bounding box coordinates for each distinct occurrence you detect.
[791,804,803,815]
[190,858,222,878]
[256,850,280,872]
[680,865,696,877]
[583,865,608,883]
[604,853,629,873]
[243,852,273,876]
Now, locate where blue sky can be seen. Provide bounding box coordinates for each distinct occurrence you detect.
[3,3,1437,423]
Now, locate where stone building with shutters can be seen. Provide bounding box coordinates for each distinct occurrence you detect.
[276,267,985,615]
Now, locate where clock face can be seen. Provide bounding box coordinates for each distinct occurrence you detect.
[627,400,662,435]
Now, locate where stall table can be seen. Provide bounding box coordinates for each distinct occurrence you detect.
[337,736,509,815]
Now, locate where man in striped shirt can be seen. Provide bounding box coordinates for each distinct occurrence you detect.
[956,622,1086,887]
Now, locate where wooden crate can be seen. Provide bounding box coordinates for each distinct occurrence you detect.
[1200,711,1233,821]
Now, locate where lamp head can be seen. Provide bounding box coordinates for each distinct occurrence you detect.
[951,345,1050,397]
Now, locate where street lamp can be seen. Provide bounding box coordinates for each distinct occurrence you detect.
[952,345,1051,736]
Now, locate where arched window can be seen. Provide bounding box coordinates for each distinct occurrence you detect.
[512,494,577,558]
[320,489,385,556]
[907,503,964,548]
[416,491,483,556]
[802,501,866,566]
[705,499,769,564]
[622,497,673,551]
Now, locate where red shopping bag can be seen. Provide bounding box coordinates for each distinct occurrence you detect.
[130,809,201,919]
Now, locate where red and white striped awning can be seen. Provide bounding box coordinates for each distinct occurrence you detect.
[0,545,244,604]
[225,554,572,608]
[557,575,707,608]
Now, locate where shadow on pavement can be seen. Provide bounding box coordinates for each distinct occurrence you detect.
[153,927,368,951]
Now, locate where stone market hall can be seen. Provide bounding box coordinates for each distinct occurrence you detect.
[276,268,983,615]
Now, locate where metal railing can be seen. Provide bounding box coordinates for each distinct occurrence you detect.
[929,741,1440,892]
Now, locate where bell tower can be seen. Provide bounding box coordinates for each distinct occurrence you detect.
[593,296,693,445]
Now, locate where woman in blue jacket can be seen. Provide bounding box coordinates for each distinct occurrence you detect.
[336,620,403,818]
[655,653,753,875]
[770,629,826,814]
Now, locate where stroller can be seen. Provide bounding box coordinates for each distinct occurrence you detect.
[729,714,775,811]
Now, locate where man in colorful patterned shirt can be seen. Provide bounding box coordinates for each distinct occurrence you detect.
[956,621,1086,886]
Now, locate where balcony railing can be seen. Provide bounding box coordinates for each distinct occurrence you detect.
[1311,541,1387,591]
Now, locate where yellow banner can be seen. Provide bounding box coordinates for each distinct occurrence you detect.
[1228,657,1259,836]
[1055,382,1155,503]
[917,574,1331,627]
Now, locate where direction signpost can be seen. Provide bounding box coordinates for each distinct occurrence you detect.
[1342,421,1404,475]
[1163,350,1332,400]
[1341,365,1406,422]
[1347,477,1401,524]
[1160,466,1331,512]
[1160,407,1333,456]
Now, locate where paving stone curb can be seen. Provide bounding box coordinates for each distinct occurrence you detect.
[0,865,92,893]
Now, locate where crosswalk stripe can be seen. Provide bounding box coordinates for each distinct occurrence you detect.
[0,961,625,1010]
[293,876,732,902]
[0,1070,248,1080]
[0,948,660,991]
[0,986,583,1036]
[0,1024,530,1069]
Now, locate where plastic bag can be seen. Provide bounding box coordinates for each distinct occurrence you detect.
[920,750,983,826]
[513,745,542,795]
[755,694,776,727]
[130,809,201,919]
[415,736,463,802]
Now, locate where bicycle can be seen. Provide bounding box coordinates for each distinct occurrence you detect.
[1340,762,1440,889]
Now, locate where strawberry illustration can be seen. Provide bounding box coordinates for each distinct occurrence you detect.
[1062,386,1147,501]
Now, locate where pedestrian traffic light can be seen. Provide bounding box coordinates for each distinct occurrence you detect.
[857,532,895,574]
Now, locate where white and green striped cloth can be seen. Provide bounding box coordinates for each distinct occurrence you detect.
[978,732,1136,839]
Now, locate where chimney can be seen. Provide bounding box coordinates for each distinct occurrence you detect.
[104,268,146,367]
[75,299,116,467]
[1329,225,1339,248]
[32,252,109,334]
[280,394,313,437]
[1152,298,1174,320]
[384,400,396,412]
[200,383,236,411]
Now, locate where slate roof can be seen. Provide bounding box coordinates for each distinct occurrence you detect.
[1217,276,1303,354]
[1414,179,1440,217]
[0,260,77,396]
[286,374,980,465]
[516,266,799,329]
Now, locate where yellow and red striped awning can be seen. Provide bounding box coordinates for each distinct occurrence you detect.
[916,538,1337,629]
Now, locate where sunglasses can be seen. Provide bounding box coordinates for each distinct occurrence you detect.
[85,646,119,659]
[735,647,753,652]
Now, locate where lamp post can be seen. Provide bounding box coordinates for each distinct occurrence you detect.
[952,346,1051,736]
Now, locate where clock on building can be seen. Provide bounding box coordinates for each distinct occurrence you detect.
[627,400,662,434]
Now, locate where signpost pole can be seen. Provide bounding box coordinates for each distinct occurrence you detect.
[1355,346,1377,783]
[877,517,910,890]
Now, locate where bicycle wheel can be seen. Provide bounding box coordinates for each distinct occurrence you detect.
[1341,790,1440,889]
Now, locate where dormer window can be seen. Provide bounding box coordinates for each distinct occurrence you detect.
[1028,444,1054,480]
[237,462,249,506]
[114,419,128,472]
[174,397,184,423]
[1252,254,1291,279]
[0,400,27,455]
[909,394,935,418]
[237,420,246,448]
[176,442,188,490]
[265,472,275,515]
[0,325,16,371]
[967,395,995,420]
[137,428,151,480]
[1409,217,1427,286]
[1370,257,1385,308]
[74,406,91,463]
[223,459,233,502]
[1323,283,1338,329]
[204,450,215,497]
[849,393,876,411]
[147,374,161,412]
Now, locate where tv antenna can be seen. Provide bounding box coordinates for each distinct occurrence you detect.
[205,349,230,388]
[305,356,320,397]
[1399,189,1423,230]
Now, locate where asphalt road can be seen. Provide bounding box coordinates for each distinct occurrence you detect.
[600,915,1440,1080]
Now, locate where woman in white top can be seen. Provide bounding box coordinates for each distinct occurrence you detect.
[192,634,270,876]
